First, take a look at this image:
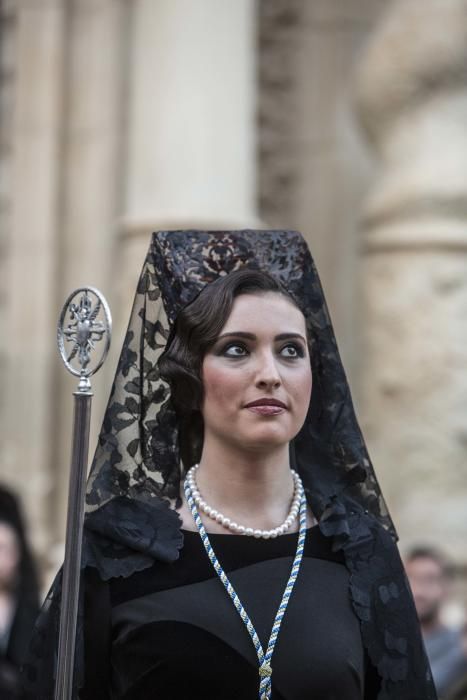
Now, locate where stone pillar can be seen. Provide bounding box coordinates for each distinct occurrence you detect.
[118,0,260,327]
[51,0,127,566]
[354,0,467,558]
[3,0,67,569]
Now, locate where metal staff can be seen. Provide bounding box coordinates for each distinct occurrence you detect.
[55,287,112,700]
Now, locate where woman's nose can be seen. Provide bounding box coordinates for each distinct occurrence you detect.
[255,352,281,389]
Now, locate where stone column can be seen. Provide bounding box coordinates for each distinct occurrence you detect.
[354,0,467,558]
[51,0,127,567]
[118,0,260,327]
[3,0,67,568]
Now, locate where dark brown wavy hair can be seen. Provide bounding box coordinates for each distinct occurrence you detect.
[158,268,303,466]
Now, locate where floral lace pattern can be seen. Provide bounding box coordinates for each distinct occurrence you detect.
[86,230,393,532]
[22,230,436,699]
[320,497,436,698]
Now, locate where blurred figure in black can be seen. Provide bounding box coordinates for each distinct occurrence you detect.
[0,486,40,698]
[406,546,467,700]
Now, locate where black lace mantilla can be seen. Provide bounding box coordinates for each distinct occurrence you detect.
[22,230,436,700]
[86,230,393,532]
[320,498,436,698]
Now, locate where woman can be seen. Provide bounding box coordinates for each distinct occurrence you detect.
[23,229,436,699]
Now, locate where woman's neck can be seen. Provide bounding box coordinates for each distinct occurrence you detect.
[194,439,295,532]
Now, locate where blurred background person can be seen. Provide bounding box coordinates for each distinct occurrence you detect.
[406,546,467,700]
[0,486,40,699]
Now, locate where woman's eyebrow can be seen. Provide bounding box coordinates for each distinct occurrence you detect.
[216,332,306,342]
[216,332,255,341]
[274,333,307,342]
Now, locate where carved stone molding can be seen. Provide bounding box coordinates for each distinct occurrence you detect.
[354,0,467,251]
[257,0,303,226]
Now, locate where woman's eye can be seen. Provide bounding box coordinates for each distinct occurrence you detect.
[223,344,248,358]
[280,344,303,358]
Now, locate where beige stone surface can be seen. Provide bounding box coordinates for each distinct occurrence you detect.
[0,7,15,541]
[306,0,388,25]
[51,0,127,558]
[118,0,261,343]
[355,0,467,146]
[354,0,467,560]
[360,250,467,557]
[3,0,67,569]
[124,0,258,228]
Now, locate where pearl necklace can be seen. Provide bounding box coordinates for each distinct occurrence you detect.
[185,464,304,539]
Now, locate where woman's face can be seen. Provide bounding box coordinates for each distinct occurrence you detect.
[201,292,312,454]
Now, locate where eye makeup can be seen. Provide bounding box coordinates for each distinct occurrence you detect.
[213,336,307,360]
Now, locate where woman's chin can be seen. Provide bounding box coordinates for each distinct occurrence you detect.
[232,427,292,453]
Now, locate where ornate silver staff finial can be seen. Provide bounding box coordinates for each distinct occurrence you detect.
[54,287,112,700]
[57,287,112,392]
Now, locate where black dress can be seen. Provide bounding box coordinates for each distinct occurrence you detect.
[83,525,381,699]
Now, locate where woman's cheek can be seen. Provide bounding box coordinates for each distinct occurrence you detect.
[289,367,312,415]
[202,363,244,409]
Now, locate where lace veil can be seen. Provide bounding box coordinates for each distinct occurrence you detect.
[25,230,435,700]
[85,229,394,536]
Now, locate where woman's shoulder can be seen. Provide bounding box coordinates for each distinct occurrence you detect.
[107,520,348,609]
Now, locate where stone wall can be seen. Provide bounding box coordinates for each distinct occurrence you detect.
[2,0,68,572]
[354,0,467,563]
[0,1,15,456]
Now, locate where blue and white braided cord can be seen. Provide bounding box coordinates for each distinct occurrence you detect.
[184,476,307,700]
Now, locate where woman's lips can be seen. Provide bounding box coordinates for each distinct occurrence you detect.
[244,399,287,416]
[246,405,285,416]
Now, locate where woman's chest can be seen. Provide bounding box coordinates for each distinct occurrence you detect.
[110,554,365,700]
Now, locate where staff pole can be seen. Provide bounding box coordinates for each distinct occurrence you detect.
[55,287,111,699]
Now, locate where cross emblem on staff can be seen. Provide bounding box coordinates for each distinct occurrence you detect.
[63,291,106,370]
[57,287,111,392]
